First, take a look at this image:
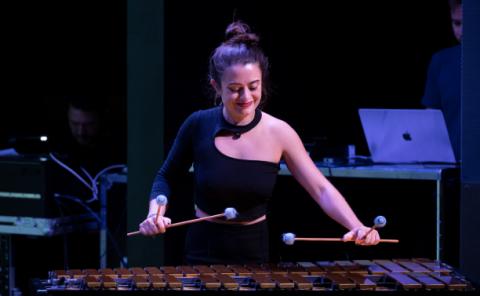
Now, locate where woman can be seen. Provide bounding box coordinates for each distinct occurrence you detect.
[139,21,380,264]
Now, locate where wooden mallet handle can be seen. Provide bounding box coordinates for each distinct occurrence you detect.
[127,215,224,237]
[282,233,399,245]
[127,207,238,237]
[294,237,399,243]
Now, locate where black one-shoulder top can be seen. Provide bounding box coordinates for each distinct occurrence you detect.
[150,106,280,221]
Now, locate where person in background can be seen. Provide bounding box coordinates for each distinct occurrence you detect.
[51,95,125,175]
[138,21,380,265]
[422,0,462,161]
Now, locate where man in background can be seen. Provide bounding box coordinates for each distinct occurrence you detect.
[49,95,127,266]
[422,0,462,162]
[51,95,125,175]
[68,96,102,149]
[421,0,462,269]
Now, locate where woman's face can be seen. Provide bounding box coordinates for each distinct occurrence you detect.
[216,62,262,122]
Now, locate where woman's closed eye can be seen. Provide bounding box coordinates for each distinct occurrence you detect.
[229,86,241,92]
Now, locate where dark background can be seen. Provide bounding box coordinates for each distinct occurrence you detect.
[1,0,457,155]
[1,1,126,149]
[0,0,465,293]
[163,0,458,155]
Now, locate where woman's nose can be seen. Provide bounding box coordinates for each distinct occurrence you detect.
[241,88,252,100]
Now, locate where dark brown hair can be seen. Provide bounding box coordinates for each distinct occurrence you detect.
[209,21,270,107]
[448,0,461,11]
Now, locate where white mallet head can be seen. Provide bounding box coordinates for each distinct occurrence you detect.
[282,232,296,245]
[224,207,238,220]
[374,216,387,228]
[156,195,168,206]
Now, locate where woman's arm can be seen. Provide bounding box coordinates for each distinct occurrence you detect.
[276,120,379,245]
[140,112,199,236]
[149,111,198,200]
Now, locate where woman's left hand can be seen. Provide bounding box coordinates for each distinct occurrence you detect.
[342,226,380,245]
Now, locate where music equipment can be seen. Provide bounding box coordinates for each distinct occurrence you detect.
[36,258,475,293]
[0,156,98,236]
[0,235,13,296]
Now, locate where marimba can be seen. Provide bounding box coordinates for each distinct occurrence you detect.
[39,259,475,294]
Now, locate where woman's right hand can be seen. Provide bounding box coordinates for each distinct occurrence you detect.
[139,214,171,236]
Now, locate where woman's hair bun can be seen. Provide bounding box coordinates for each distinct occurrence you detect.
[224,21,259,46]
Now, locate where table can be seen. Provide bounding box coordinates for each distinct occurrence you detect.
[279,162,459,261]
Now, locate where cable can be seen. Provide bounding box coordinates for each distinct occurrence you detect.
[49,153,128,266]
[85,164,126,203]
[49,153,93,191]
[54,193,128,267]
[80,167,99,203]
[94,164,126,182]
[80,167,95,184]
[49,152,126,203]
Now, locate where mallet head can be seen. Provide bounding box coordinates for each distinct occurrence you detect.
[374,216,387,228]
[282,232,296,245]
[224,207,238,220]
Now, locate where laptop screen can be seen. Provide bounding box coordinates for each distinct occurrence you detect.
[358,109,456,164]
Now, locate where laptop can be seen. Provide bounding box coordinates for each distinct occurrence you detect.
[358,109,456,164]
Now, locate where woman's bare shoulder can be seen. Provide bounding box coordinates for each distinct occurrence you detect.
[262,112,296,137]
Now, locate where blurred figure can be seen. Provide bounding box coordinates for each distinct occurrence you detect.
[49,96,127,268]
[51,95,125,175]
[422,0,462,161]
[68,98,101,148]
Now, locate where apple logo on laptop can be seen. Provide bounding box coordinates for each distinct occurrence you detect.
[402,131,412,141]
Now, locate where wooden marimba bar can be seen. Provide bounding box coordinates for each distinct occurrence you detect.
[45,259,474,292]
